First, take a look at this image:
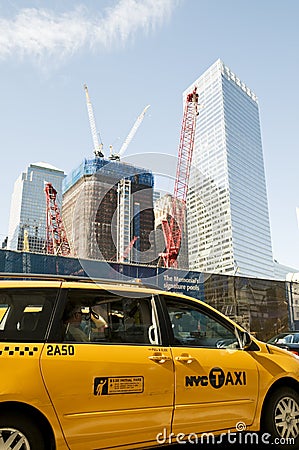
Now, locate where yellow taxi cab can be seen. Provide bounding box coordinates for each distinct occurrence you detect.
[0,273,298,450]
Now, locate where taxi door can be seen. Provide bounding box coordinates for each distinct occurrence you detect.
[163,295,259,436]
[40,291,174,450]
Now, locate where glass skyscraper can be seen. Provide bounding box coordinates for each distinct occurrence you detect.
[185,59,274,278]
[7,162,65,253]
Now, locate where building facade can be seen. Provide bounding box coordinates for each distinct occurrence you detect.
[7,162,65,253]
[62,158,156,264]
[185,59,274,278]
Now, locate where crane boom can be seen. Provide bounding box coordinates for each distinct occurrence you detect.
[110,105,150,160]
[84,84,104,158]
[119,105,150,157]
[160,87,199,268]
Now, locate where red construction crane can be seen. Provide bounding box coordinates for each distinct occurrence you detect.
[110,236,139,262]
[160,87,199,268]
[44,182,71,256]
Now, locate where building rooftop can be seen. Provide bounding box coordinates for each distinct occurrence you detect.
[31,162,65,173]
[184,58,258,103]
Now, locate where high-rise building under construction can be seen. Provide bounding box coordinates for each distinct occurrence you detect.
[62,158,155,264]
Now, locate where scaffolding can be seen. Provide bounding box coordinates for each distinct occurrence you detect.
[62,157,155,264]
[117,179,132,263]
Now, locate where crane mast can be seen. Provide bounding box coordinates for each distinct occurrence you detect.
[84,84,104,158]
[45,182,71,256]
[160,87,199,268]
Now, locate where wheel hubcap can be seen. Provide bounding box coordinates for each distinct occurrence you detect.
[0,428,30,450]
[275,396,299,440]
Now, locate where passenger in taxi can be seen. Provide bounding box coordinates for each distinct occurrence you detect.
[63,304,89,342]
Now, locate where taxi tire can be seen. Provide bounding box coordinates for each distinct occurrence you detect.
[263,387,299,449]
[0,412,46,450]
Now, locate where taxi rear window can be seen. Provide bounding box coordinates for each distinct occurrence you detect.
[0,288,58,342]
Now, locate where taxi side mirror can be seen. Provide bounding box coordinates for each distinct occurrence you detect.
[236,329,252,350]
[241,331,252,350]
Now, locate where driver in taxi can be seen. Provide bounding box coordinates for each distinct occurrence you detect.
[63,305,89,342]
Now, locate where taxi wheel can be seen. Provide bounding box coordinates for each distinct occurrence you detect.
[0,412,46,450]
[263,387,299,449]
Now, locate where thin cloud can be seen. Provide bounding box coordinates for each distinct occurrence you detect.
[0,0,178,62]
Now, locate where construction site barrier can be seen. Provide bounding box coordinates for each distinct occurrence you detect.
[0,249,296,341]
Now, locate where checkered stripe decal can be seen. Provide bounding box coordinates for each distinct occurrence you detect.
[0,346,39,356]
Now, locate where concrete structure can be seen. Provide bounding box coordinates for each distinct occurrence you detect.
[7,162,65,253]
[185,59,274,279]
[62,158,156,264]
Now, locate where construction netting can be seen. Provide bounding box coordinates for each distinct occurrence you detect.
[63,158,154,194]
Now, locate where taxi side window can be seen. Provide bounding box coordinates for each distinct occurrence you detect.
[165,298,239,349]
[0,288,57,342]
[63,291,160,345]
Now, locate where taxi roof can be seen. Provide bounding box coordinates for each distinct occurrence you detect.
[0,273,161,294]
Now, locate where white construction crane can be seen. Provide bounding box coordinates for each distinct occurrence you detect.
[84,84,104,158]
[109,105,150,160]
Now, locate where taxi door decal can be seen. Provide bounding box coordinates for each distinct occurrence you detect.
[0,345,39,356]
[94,376,144,395]
[185,367,247,388]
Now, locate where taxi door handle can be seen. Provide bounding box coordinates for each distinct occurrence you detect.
[148,354,171,364]
[175,354,195,364]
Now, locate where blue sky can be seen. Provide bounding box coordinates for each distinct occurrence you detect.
[0,0,298,269]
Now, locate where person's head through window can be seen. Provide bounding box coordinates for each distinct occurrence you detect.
[64,304,83,326]
[63,303,88,342]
